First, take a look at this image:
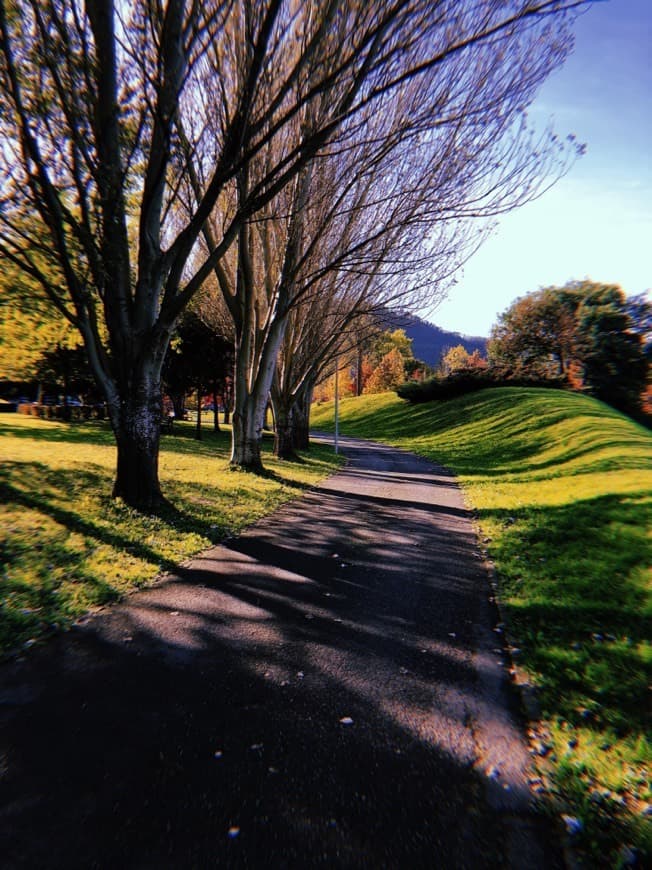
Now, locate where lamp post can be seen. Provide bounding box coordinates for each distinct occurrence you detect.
[334,356,339,455]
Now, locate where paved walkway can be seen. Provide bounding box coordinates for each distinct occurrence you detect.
[0,436,562,868]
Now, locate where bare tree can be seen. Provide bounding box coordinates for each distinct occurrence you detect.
[0,0,591,505]
[203,0,587,467]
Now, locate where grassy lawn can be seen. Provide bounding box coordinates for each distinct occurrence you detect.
[312,388,651,866]
[0,414,342,656]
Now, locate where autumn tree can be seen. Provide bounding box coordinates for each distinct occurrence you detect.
[0,259,78,384]
[369,330,414,369]
[488,287,577,376]
[441,344,471,375]
[1,0,591,505]
[363,348,406,394]
[489,281,649,411]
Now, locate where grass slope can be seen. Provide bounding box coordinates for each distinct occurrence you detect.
[0,415,342,656]
[312,388,651,865]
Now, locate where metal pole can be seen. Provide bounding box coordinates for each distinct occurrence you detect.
[334,356,339,454]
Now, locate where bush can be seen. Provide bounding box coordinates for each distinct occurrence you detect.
[396,367,567,403]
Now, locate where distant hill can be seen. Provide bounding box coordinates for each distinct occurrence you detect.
[388,312,487,368]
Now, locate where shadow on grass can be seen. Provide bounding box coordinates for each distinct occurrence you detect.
[0,418,116,446]
[1,464,180,567]
[0,461,190,652]
[320,388,651,479]
[480,491,651,736]
[0,436,340,656]
[0,417,233,458]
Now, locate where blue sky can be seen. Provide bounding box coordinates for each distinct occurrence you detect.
[431,0,652,338]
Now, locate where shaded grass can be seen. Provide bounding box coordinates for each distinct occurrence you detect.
[0,415,343,655]
[311,388,651,865]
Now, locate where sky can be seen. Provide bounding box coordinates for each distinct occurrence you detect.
[430,0,652,338]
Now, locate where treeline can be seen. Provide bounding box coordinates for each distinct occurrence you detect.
[398,282,650,420]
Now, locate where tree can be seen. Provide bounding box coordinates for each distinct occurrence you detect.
[0,260,78,383]
[185,1,589,471]
[371,330,414,366]
[489,281,649,412]
[442,344,472,374]
[574,283,649,411]
[0,0,591,506]
[624,292,652,357]
[271,289,378,457]
[162,311,233,438]
[33,344,95,406]
[364,347,407,393]
[488,287,577,376]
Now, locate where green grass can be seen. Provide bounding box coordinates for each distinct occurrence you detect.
[312,388,651,866]
[0,414,343,655]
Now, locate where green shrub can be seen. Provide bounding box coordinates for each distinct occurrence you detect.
[397,367,567,403]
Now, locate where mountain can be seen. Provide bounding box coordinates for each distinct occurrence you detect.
[389,312,487,368]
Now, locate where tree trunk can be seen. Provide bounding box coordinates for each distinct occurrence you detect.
[109,376,163,509]
[272,400,295,459]
[292,407,310,450]
[170,391,186,420]
[292,385,313,450]
[230,394,266,470]
[230,330,285,471]
[195,385,202,440]
[212,385,220,432]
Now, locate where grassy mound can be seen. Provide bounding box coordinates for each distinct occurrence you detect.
[0,415,342,656]
[312,388,651,865]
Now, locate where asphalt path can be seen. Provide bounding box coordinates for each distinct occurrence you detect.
[0,435,563,869]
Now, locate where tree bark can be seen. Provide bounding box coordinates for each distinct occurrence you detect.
[195,385,202,440]
[229,297,286,470]
[170,392,186,420]
[212,386,220,432]
[230,395,266,470]
[292,403,310,451]
[292,384,313,450]
[108,373,163,509]
[272,400,295,459]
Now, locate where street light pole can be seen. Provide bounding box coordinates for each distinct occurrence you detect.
[334,356,339,455]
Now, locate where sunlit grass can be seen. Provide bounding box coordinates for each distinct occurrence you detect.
[312,388,652,864]
[0,414,343,655]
